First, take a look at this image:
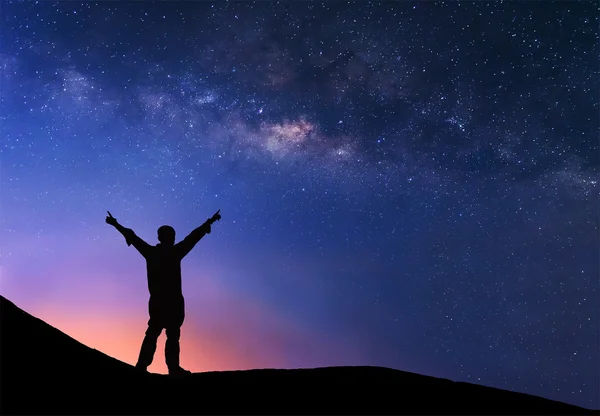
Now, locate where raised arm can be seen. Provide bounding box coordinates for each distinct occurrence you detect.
[175,209,221,259]
[105,211,152,258]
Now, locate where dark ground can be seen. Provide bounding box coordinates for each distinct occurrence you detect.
[0,295,597,415]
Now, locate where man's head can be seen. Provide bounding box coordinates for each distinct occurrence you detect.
[157,225,176,246]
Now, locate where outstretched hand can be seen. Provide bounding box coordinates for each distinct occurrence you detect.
[202,209,221,234]
[210,209,221,223]
[105,211,118,226]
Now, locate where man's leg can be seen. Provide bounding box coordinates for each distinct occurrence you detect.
[165,298,189,375]
[136,322,162,370]
[165,326,186,372]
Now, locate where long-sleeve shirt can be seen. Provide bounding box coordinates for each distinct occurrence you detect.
[120,225,209,299]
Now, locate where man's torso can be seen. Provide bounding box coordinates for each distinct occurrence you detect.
[145,245,183,299]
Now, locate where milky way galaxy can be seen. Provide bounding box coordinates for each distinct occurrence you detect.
[1,1,598,408]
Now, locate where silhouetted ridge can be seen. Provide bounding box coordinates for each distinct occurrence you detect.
[1,295,596,415]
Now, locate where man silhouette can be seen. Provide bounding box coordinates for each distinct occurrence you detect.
[105,209,221,376]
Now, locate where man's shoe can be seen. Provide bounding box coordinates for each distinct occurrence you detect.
[168,366,192,376]
[135,364,148,373]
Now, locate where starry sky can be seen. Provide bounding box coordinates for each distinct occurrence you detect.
[1,0,598,409]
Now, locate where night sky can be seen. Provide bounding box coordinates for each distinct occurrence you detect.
[1,0,598,409]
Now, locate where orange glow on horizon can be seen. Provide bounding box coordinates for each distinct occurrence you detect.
[30,303,282,374]
[2,266,358,376]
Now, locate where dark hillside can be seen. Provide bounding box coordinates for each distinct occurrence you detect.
[0,295,596,415]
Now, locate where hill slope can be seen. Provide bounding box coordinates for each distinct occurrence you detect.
[0,295,595,415]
